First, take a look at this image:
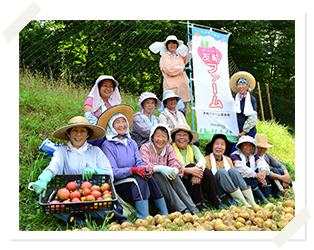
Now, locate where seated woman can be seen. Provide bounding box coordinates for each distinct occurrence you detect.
[97,105,168,219]
[158,90,187,130]
[84,75,121,125]
[31,116,129,226]
[204,134,257,207]
[131,92,163,149]
[140,123,200,215]
[171,124,223,210]
[255,133,293,198]
[230,136,272,203]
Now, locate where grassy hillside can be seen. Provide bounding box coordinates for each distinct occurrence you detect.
[19,71,295,231]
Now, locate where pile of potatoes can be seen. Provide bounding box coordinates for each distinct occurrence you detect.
[107,200,295,231]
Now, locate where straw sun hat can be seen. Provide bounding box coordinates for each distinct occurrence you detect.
[229,71,256,93]
[52,116,106,141]
[97,104,134,131]
[255,133,274,148]
[170,124,199,144]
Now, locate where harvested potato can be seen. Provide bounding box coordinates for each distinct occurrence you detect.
[182,213,193,223]
[236,217,246,224]
[256,210,268,221]
[214,220,227,231]
[253,205,262,213]
[203,221,214,231]
[235,221,244,229]
[283,207,294,215]
[135,218,148,228]
[253,217,264,225]
[285,200,295,209]
[223,220,235,226]
[154,214,166,225]
[137,226,148,231]
[245,220,252,226]
[229,205,237,212]
[239,212,250,220]
[168,212,181,221]
[108,224,121,231]
[173,217,184,226]
[226,225,237,231]
[146,215,155,225]
[283,213,294,222]
[263,220,273,229]
[278,220,289,229]
[121,221,133,229]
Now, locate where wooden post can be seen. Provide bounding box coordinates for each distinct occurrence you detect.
[257,81,265,121]
[265,83,274,121]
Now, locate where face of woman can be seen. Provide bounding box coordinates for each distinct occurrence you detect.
[236,83,249,95]
[257,147,267,156]
[142,98,156,114]
[240,142,255,156]
[152,129,168,153]
[99,79,114,101]
[69,126,89,148]
[167,41,178,53]
[174,130,190,150]
[212,138,226,159]
[113,117,128,135]
[165,97,177,111]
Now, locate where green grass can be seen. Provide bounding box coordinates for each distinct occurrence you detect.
[19,71,295,231]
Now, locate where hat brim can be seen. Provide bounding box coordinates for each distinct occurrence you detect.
[256,142,274,148]
[170,126,199,144]
[97,104,134,131]
[52,124,106,141]
[230,71,256,93]
[205,134,233,156]
[140,96,162,110]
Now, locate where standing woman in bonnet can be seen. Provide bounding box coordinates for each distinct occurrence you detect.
[83,75,121,125]
[149,35,191,115]
[229,71,258,141]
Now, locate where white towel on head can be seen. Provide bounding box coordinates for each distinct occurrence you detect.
[234,92,255,116]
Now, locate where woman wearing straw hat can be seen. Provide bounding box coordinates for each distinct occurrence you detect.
[149,35,191,115]
[255,133,292,198]
[171,124,223,210]
[131,92,163,149]
[230,135,272,203]
[31,116,129,226]
[140,123,200,215]
[97,105,168,220]
[84,75,121,125]
[204,134,257,207]
[230,71,258,141]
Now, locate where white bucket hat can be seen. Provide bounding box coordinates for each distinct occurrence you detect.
[235,135,258,155]
[138,92,162,113]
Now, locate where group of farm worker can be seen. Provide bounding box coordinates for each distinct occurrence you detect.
[31,35,292,227]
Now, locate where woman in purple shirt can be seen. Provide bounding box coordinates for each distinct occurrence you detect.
[97,105,168,219]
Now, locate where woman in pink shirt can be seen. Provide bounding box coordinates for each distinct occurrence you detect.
[83,75,121,125]
[140,123,200,215]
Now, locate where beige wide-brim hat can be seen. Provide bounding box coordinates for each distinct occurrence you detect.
[230,71,256,93]
[255,133,274,148]
[170,124,199,144]
[97,104,134,131]
[52,116,106,141]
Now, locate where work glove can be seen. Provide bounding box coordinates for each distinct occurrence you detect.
[82,165,104,181]
[131,167,147,179]
[153,166,177,180]
[32,170,53,196]
[144,167,152,180]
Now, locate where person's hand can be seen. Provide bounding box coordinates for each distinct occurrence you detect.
[131,167,147,179]
[237,131,246,141]
[260,179,267,187]
[191,176,201,186]
[31,170,53,196]
[280,174,291,184]
[82,168,96,181]
[144,167,152,181]
[191,166,204,179]
[283,182,290,188]
[153,166,177,180]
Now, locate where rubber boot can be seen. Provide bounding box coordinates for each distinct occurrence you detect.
[241,186,257,206]
[154,197,169,216]
[135,200,149,219]
[229,187,251,207]
[253,187,269,204]
[260,184,272,199]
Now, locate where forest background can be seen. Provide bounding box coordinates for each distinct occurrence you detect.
[19,20,295,130]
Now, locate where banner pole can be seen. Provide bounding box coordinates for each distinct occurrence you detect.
[187,21,195,131]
